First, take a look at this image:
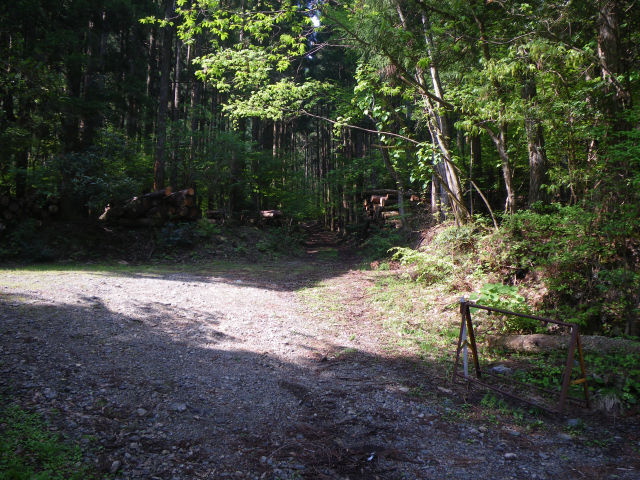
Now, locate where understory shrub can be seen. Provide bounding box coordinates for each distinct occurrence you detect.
[470,283,537,333]
[390,246,454,284]
[360,227,406,260]
[255,226,304,256]
[494,204,640,335]
[390,222,488,287]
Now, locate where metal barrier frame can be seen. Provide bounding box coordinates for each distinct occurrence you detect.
[453,298,590,414]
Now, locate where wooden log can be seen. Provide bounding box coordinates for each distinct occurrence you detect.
[260,209,282,219]
[141,188,172,201]
[486,334,640,354]
[122,197,145,218]
[165,189,195,207]
[146,206,166,219]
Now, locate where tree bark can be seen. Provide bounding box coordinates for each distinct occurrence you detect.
[154,0,174,191]
[597,0,630,116]
[522,74,547,206]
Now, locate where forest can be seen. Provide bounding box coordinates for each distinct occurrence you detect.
[1,0,639,337]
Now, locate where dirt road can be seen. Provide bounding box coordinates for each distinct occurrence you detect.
[1,255,638,479]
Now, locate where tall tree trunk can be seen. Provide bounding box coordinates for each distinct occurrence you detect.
[597,0,630,117]
[483,123,515,213]
[169,37,181,189]
[522,74,547,206]
[420,13,469,223]
[154,0,174,191]
[474,8,515,213]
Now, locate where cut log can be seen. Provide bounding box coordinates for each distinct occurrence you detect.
[166,189,195,207]
[260,210,282,219]
[486,334,640,354]
[142,188,173,201]
[99,188,199,226]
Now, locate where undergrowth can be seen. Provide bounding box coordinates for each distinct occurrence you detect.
[365,206,639,413]
[0,403,99,479]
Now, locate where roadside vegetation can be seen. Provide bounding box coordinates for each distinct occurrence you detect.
[0,402,100,480]
[356,209,640,416]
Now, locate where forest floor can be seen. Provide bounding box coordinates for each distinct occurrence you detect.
[1,228,639,479]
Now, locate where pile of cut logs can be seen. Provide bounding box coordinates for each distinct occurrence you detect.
[99,187,200,227]
[0,193,60,231]
[363,193,393,219]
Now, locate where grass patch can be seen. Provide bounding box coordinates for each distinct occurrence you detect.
[0,403,100,479]
[367,274,459,363]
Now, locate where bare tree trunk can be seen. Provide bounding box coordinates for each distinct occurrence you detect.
[169,37,181,189]
[154,0,174,191]
[474,9,515,213]
[420,13,469,224]
[393,5,469,224]
[483,123,515,213]
[522,74,547,206]
[597,0,630,116]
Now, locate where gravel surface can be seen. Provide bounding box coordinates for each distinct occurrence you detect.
[1,254,639,479]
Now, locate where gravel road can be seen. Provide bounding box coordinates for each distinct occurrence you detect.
[1,258,638,479]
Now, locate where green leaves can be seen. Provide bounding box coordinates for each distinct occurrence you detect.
[223,79,332,121]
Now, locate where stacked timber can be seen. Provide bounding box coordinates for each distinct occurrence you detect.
[259,209,283,226]
[0,193,60,231]
[363,192,396,220]
[99,187,201,227]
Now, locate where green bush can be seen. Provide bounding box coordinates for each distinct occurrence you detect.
[470,283,537,333]
[0,219,56,261]
[496,204,639,335]
[255,226,304,256]
[360,227,405,260]
[390,247,454,284]
[49,127,146,216]
[157,222,199,249]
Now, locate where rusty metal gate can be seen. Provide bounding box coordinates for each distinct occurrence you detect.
[453,298,590,414]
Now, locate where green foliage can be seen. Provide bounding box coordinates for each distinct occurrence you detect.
[255,227,304,256]
[49,127,146,215]
[157,222,204,249]
[360,228,405,260]
[389,222,488,288]
[504,349,640,412]
[194,219,222,237]
[589,351,640,410]
[391,247,454,285]
[494,204,639,334]
[470,283,536,333]
[0,403,96,479]
[0,219,56,261]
